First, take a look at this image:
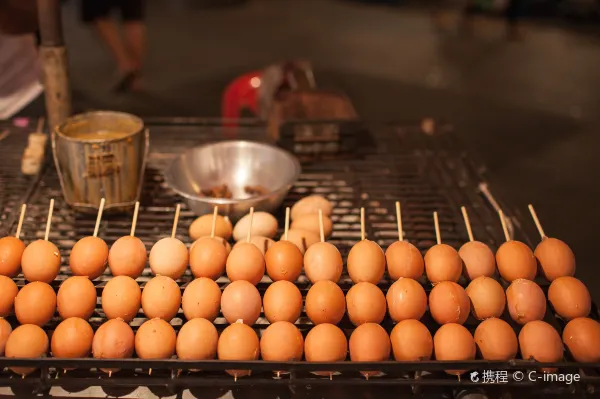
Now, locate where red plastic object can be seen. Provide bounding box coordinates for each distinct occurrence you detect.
[221,71,261,125]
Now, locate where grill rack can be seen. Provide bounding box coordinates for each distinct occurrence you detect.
[0,118,599,397]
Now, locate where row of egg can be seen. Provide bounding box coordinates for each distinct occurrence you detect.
[2,315,598,380]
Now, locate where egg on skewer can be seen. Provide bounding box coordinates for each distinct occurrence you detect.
[102,275,142,322]
[495,210,537,282]
[135,318,176,361]
[563,318,600,363]
[0,318,11,356]
[189,212,232,241]
[283,229,320,254]
[190,207,227,280]
[385,202,424,281]
[305,323,348,378]
[465,276,505,320]
[304,210,343,283]
[4,324,49,376]
[424,212,462,284]
[141,275,181,322]
[57,276,97,320]
[69,198,109,280]
[260,321,304,377]
[14,281,56,326]
[474,318,518,361]
[263,280,302,324]
[458,206,496,280]
[92,318,135,374]
[176,318,218,363]
[506,279,546,325]
[386,277,427,323]
[349,323,391,379]
[21,199,61,283]
[347,208,385,284]
[218,320,260,380]
[346,281,386,326]
[108,201,147,278]
[548,276,591,320]
[433,323,476,375]
[0,276,18,317]
[528,204,575,281]
[291,195,333,221]
[51,317,94,368]
[182,277,221,322]
[429,281,470,325]
[233,211,277,241]
[226,207,265,285]
[221,280,262,325]
[0,204,27,277]
[149,204,189,280]
[390,319,433,361]
[518,320,563,373]
[266,208,303,282]
[306,280,346,325]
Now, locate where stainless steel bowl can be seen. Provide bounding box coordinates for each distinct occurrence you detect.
[164,141,301,220]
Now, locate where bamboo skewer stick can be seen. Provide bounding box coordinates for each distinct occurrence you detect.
[93,198,105,237]
[498,210,511,242]
[246,207,254,243]
[527,204,546,239]
[318,209,325,243]
[284,207,290,241]
[15,204,26,239]
[44,199,54,241]
[211,206,218,238]
[395,201,403,242]
[360,207,366,241]
[461,206,474,242]
[433,211,441,245]
[171,204,181,239]
[130,201,140,237]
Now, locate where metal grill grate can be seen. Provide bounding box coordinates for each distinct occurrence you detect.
[0,119,598,397]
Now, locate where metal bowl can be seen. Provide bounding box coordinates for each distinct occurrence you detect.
[164,141,301,220]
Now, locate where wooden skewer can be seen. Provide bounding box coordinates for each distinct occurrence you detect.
[395,201,403,242]
[108,370,112,377]
[527,204,546,239]
[246,207,254,243]
[498,210,511,242]
[284,207,290,241]
[210,206,218,238]
[37,117,45,133]
[15,204,26,239]
[433,211,441,245]
[44,199,54,241]
[148,368,152,376]
[318,209,325,243]
[171,204,181,239]
[460,206,474,242]
[93,198,105,238]
[130,201,140,237]
[360,207,366,241]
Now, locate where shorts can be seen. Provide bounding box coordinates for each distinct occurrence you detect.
[80,0,145,23]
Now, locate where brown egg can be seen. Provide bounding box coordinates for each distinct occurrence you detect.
[197,236,232,255]
[459,241,496,280]
[189,214,233,241]
[433,323,476,375]
[347,240,386,284]
[226,242,265,286]
[102,276,141,322]
[51,317,94,360]
[291,214,333,237]
[218,322,260,378]
[149,237,189,280]
[563,317,600,363]
[15,281,56,326]
[346,282,386,326]
[0,318,12,356]
[260,321,304,364]
[349,323,391,377]
[496,240,537,282]
[291,195,333,220]
[535,237,575,281]
[0,276,18,317]
[0,236,25,277]
[5,324,48,376]
[70,236,109,280]
[424,244,462,284]
[190,237,227,280]
[233,212,278,241]
[57,276,97,320]
[390,319,433,361]
[284,229,320,254]
[141,276,181,321]
[465,276,505,320]
[108,235,147,278]
[265,241,303,282]
[182,277,221,321]
[386,278,427,322]
[548,276,590,320]
[263,280,302,323]
[305,323,347,376]
[474,318,518,360]
[385,241,424,281]
[304,242,343,283]
[176,318,218,360]
[92,318,135,373]
[221,280,262,325]
[429,281,470,325]
[506,279,546,325]
[519,320,563,372]
[135,318,176,359]
[305,280,346,325]
[21,239,61,283]
[234,236,275,256]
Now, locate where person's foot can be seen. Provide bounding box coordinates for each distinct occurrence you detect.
[113,70,142,93]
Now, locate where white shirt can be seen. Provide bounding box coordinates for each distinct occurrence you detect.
[0,33,43,119]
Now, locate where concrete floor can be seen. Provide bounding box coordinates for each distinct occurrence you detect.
[60,0,600,300]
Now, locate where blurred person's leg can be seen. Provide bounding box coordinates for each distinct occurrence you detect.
[120,0,146,90]
[81,0,137,89]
